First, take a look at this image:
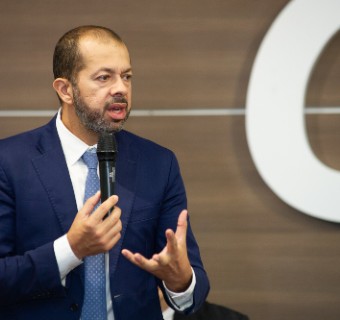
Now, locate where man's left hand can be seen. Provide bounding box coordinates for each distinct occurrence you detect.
[121,210,192,292]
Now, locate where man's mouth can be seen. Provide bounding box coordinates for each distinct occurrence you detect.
[106,103,127,120]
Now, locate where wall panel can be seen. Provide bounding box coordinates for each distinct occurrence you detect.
[1,1,340,319]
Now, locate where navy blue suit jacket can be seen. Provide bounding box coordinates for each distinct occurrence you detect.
[0,116,209,320]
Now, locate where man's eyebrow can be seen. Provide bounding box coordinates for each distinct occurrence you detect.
[122,67,133,74]
[91,67,132,78]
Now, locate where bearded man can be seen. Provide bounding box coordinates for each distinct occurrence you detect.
[0,25,209,320]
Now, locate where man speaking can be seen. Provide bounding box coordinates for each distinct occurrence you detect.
[0,25,209,319]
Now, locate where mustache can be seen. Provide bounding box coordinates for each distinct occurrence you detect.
[111,97,128,104]
[104,97,128,111]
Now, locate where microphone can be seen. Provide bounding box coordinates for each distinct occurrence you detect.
[97,132,117,218]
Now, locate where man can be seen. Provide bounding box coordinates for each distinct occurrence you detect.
[0,26,209,319]
[159,288,249,320]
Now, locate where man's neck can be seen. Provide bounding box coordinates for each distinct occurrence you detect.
[60,106,99,146]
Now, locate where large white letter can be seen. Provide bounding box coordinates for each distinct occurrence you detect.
[246,0,340,222]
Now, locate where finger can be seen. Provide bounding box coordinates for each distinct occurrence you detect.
[121,250,159,271]
[100,216,122,240]
[121,249,134,261]
[121,249,144,264]
[164,229,177,254]
[81,191,101,217]
[175,210,188,242]
[93,207,122,248]
[104,231,121,252]
[100,205,121,230]
[109,205,122,223]
[92,195,119,222]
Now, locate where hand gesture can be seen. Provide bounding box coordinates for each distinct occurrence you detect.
[122,210,192,292]
[67,192,122,259]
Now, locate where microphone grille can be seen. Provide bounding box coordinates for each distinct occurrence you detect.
[97,132,117,152]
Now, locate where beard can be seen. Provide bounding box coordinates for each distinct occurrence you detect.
[72,84,130,134]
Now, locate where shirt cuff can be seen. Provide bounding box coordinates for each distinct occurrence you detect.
[53,234,83,285]
[163,267,196,312]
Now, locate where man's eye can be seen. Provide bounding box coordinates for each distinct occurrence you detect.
[122,74,132,81]
[97,75,110,81]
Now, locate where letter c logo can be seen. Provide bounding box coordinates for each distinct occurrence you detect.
[246,0,340,222]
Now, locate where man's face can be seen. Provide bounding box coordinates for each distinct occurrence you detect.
[72,37,132,133]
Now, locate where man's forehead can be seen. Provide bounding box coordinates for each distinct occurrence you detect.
[79,35,125,53]
[78,36,130,66]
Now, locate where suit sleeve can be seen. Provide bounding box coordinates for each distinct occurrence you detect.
[0,164,65,305]
[157,152,210,314]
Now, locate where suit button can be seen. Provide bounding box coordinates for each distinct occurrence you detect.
[70,303,79,312]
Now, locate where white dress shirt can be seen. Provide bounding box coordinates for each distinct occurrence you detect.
[162,307,175,320]
[53,109,195,319]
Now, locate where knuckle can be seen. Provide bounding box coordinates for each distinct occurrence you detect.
[98,238,107,247]
[110,214,118,224]
[83,221,93,232]
[113,206,121,216]
[112,233,121,244]
[94,229,104,240]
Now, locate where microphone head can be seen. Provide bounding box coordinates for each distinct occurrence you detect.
[97,132,117,162]
[97,132,117,153]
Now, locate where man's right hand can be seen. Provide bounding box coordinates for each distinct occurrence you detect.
[67,192,122,259]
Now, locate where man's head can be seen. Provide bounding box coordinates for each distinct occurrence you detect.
[53,25,132,138]
[53,25,124,85]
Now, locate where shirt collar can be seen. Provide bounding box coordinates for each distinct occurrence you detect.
[56,108,96,166]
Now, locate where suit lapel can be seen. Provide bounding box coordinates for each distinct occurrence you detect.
[31,122,139,279]
[31,117,83,286]
[31,117,78,235]
[109,131,139,275]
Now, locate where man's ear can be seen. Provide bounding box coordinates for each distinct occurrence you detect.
[52,78,74,105]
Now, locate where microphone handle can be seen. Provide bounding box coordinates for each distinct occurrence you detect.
[98,159,116,219]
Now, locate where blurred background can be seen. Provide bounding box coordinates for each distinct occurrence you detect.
[0,1,340,319]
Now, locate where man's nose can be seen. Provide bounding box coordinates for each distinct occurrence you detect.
[110,76,128,96]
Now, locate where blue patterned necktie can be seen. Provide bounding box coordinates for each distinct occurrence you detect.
[81,148,107,319]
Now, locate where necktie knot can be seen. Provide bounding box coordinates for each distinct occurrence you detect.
[82,149,98,169]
